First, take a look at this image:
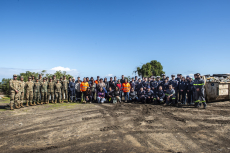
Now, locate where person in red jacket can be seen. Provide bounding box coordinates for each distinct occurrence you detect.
[122,79,131,102]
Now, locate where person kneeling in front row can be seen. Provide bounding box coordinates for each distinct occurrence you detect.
[97,87,105,103]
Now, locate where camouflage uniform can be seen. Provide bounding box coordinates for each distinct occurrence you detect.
[47,79,55,103]
[40,79,48,104]
[25,78,34,106]
[31,75,36,102]
[61,78,69,102]
[34,79,41,105]
[55,80,62,103]
[18,77,25,107]
[9,74,20,109]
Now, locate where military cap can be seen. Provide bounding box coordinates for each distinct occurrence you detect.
[39,74,42,76]
[36,77,39,80]
[28,77,31,79]
[13,74,17,77]
[49,77,52,80]
[20,76,24,78]
[157,76,160,78]
[60,77,62,79]
[166,76,169,78]
[53,75,56,77]
[31,75,34,77]
[161,74,165,76]
[57,79,59,81]
[171,75,175,77]
[152,76,156,78]
[63,75,66,77]
[43,78,46,80]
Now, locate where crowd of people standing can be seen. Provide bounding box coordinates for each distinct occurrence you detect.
[8,73,207,110]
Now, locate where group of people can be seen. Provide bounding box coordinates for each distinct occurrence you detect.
[8,73,207,110]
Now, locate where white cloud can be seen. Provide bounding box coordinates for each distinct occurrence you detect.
[50,66,71,71]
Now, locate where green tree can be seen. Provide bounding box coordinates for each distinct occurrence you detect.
[134,60,165,77]
[124,76,131,82]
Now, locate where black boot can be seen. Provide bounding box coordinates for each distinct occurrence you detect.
[203,102,207,109]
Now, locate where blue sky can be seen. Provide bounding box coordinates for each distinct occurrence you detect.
[0,0,229,80]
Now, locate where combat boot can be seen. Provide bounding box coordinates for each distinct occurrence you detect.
[29,101,33,106]
[203,102,207,109]
[47,100,49,104]
[10,105,14,110]
[40,102,43,105]
[20,103,24,108]
[54,99,57,104]
[51,100,54,104]
[14,103,20,109]
[26,101,29,107]
[33,101,36,106]
[37,102,40,105]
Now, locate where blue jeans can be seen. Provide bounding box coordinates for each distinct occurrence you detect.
[124,92,129,101]
[97,97,105,103]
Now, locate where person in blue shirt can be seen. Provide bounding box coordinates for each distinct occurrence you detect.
[68,77,76,102]
[145,87,154,103]
[178,76,187,105]
[155,86,165,105]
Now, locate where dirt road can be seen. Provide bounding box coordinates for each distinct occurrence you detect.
[0,100,230,153]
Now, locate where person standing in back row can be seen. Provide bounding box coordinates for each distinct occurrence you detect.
[120,75,125,100]
[61,76,69,103]
[80,78,89,103]
[69,78,76,102]
[122,79,131,102]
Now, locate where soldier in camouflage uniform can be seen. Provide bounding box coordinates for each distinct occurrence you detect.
[9,74,20,110]
[55,79,62,103]
[18,76,25,108]
[40,78,48,104]
[61,76,69,102]
[34,78,41,105]
[47,78,55,103]
[31,75,36,103]
[25,77,34,106]
[38,74,43,83]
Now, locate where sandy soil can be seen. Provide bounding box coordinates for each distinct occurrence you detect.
[0,100,230,153]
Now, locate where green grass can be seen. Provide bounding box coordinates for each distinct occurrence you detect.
[0,97,10,103]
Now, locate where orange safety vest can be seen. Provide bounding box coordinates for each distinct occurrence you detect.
[80,82,89,92]
[95,80,99,84]
[122,83,131,92]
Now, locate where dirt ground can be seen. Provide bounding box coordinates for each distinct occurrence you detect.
[0,99,230,153]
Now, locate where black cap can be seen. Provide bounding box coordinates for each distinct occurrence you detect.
[196,73,200,75]
[162,74,165,76]
[97,76,100,78]
[171,75,175,77]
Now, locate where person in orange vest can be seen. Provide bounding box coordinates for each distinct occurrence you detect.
[80,78,89,103]
[122,79,131,103]
[95,76,100,84]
